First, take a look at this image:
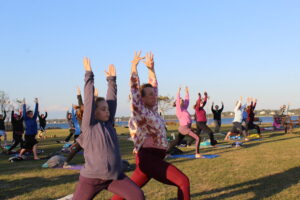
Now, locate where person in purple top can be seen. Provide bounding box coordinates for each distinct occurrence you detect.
[167,87,201,157]
[72,57,144,200]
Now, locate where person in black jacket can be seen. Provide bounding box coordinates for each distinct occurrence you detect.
[38,111,48,139]
[211,102,224,133]
[7,109,24,152]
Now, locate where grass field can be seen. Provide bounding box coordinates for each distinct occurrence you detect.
[1,124,300,200]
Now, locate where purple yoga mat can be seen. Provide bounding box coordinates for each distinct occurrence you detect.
[169,154,219,159]
[56,165,83,170]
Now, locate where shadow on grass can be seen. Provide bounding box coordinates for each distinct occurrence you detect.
[0,173,78,200]
[187,165,300,200]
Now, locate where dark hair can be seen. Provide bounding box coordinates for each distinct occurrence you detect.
[173,101,176,107]
[26,110,33,115]
[140,84,153,97]
[95,97,106,108]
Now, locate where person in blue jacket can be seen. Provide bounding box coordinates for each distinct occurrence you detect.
[19,98,40,160]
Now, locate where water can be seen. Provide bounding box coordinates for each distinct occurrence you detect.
[46,116,299,129]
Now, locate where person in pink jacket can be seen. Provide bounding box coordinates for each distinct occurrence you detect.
[167,87,201,158]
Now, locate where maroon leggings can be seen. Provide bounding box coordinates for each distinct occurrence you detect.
[112,148,190,200]
[73,174,144,200]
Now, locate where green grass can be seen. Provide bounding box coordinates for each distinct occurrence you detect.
[1,124,300,200]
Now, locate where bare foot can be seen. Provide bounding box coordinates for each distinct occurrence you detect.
[195,153,203,158]
[63,163,72,168]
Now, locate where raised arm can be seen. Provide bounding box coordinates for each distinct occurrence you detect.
[105,64,117,124]
[3,110,6,120]
[11,110,15,122]
[144,52,158,112]
[252,99,257,111]
[22,99,27,120]
[82,57,96,128]
[33,98,39,119]
[45,112,48,119]
[176,87,181,111]
[241,103,247,110]
[211,102,215,112]
[202,92,208,108]
[183,86,189,108]
[130,51,144,116]
[77,87,84,106]
[235,97,242,111]
[66,108,70,119]
[220,101,224,112]
[195,93,201,111]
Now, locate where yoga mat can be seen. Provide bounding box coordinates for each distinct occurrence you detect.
[250,138,262,141]
[230,136,242,140]
[248,134,260,138]
[56,165,83,170]
[200,141,211,146]
[169,154,219,159]
[187,144,231,148]
[261,127,285,131]
[217,144,232,148]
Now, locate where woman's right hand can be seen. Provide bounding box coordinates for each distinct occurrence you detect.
[131,51,145,66]
[83,57,92,71]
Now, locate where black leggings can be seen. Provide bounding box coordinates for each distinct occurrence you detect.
[246,122,261,135]
[167,125,200,154]
[167,133,186,153]
[65,129,75,142]
[189,122,217,146]
[8,134,24,151]
[65,142,83,163]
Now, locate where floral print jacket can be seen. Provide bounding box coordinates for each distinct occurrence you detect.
[129,72,168,152]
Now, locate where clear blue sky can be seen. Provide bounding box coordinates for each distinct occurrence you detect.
[0,0,299,119]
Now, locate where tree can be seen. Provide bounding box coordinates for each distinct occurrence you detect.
[0,91,10,112]
[158,95,174,117]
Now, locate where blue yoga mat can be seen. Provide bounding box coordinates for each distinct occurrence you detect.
[250,138,262,141]
[169,154,220,159]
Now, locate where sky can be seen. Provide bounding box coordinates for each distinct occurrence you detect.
[0,0,299,119]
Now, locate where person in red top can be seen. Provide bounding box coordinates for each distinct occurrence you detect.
[246,98,261,137]
[193,92,217,146]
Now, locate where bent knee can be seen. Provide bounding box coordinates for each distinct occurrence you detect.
[177,173,190,189]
